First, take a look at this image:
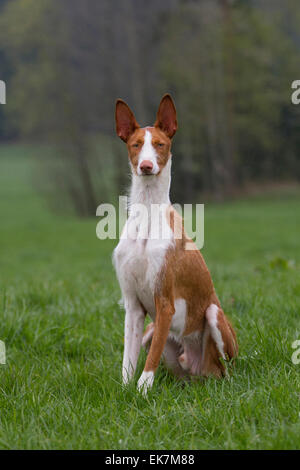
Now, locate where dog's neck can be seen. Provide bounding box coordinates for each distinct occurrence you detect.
[129,158,171,212]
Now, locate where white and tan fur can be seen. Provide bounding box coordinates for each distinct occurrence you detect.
[113,94,238,393]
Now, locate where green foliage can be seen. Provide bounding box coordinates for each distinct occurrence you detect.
[0,0,59,136]
[0,0,300,211]
[269,257,296,271]
[159,1,300,199]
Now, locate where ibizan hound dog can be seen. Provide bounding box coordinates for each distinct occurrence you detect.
[113,94,238,394]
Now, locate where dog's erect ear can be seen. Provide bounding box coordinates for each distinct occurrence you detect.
[115,99,140,142]
[154,94,177,139]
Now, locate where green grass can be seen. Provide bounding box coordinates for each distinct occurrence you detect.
[0,143,300,450]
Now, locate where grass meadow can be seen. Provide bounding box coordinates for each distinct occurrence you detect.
[0,143,299,450]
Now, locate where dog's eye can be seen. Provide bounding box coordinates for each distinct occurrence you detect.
[132,143,139,148]
[157,143,164,147]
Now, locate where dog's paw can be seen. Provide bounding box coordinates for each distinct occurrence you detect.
[178,353,190,371]
[137,371,154,395]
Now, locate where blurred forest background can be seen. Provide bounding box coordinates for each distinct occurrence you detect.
[1,0,300,216]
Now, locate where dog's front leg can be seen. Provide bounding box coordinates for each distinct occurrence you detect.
[137,296,174,394]
[122,298,145,385]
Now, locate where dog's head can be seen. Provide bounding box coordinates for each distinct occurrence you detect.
[115,94,177,176]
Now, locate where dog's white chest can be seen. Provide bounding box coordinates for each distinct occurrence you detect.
[113,206,174,318]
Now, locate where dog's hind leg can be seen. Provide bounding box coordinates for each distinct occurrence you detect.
[178,331,203,376]
[201,303,238,377]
